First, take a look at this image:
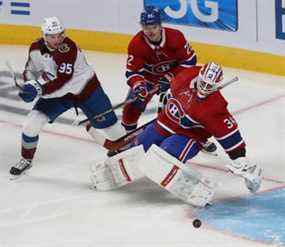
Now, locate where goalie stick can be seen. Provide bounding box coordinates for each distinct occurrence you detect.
[77,85,160,126]
[216,76,239,91]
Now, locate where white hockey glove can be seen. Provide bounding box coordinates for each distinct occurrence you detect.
[226,157,262,193]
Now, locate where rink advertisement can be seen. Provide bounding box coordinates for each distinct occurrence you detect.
[0,0,284,75]
[275,0,285,40]
[143,0,238,31]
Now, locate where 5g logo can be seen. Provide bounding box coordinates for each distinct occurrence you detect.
[144,0,238,31]
[275,0,285,40]
[165,0,218,23]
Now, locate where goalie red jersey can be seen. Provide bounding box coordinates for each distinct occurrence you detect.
[126,27,196,88]
[157,65,245,155]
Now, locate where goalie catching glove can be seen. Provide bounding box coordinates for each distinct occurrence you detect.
[226,157,262,193]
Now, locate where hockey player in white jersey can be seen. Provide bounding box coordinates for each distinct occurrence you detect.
[10,17,125,176]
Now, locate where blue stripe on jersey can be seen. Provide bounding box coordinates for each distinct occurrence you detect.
[217,129,243,151]
[125,70,144,79]
[22,133,39,143]
[180,55,197,66]
[143,64,153,73]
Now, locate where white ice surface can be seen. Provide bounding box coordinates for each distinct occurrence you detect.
[0,45,284,247]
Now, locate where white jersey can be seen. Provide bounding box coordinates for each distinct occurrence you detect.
[24,37,96,99]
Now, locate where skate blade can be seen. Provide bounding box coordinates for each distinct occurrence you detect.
[9,171,28,180]
[89,184,97,190]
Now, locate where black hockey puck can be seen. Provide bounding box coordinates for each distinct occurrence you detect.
[192,219,202,228]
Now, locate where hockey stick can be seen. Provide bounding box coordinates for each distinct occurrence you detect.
[106,118,156,155]
[77,86,160,126]
[74,98,133,126]
[71,100,127,126]
[5,61,23,90]
[216,76,239,91]
[106,90,167,155]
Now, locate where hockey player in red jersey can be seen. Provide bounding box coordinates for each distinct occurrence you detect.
[10,17,125,176]
[122,6,197,132]
[90,62,262,207]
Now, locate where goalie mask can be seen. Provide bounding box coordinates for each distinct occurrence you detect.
[197,62,223,97]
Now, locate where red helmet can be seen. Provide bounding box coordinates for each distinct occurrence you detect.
[197,62,223,97]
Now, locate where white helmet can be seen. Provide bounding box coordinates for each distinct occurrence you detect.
[41,16,64,35]
[197,62,223,97]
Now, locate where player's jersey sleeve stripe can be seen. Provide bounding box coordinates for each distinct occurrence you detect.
[215,129,244,151]
[143,63,153,73]
[125,70,144,79]
[216,129,239,140]
[224,140,245,152]
[180,53,197,68]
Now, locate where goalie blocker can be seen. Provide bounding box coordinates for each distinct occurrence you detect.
[90,145,215,207]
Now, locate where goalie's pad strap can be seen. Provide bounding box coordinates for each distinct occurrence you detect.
[138,145,214,207]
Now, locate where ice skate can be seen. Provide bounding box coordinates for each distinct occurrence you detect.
[9,158,32,178]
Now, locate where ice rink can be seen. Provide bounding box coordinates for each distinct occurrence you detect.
[0,45,284,247]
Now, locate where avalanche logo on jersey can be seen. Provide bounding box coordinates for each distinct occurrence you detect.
[165,98,203,129]
[58,43,70,53]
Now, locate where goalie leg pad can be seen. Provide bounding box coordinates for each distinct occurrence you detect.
[90,146,145,190]
[138,145,215,207]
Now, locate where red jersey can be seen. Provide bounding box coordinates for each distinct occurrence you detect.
[126,27,196,88]
[157,66,245,155]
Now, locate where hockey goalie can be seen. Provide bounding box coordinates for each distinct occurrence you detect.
[89,62,262,207]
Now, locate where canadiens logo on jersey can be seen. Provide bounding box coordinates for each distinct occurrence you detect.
[145,60,176,75]
[58,43,70,53]
[165,97,203,129]
[166,98,185,122]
